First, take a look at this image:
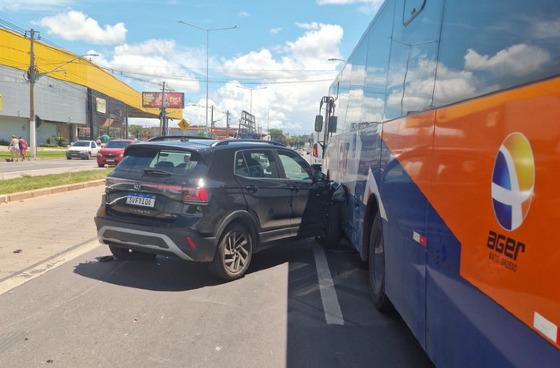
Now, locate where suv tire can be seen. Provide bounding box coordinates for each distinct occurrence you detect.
[368,212,393,312]
[109,244,156,261]
[211,223,253,281]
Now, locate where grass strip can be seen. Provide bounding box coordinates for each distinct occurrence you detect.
[0,149,67,160]
[0,168,111,195]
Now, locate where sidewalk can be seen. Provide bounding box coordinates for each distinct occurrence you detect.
[0,158,100,180]
[0,185,103,281]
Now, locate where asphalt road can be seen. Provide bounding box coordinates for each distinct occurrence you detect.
[0,158,101,179]
[0,188,433,368]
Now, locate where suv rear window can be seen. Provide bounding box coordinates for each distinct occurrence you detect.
[113,147,208,180]
[106,140,130,149]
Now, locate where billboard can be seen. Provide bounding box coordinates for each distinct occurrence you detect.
[142,92,185,109]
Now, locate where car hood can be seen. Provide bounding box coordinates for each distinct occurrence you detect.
[99,148,124,155]
[68,146,90,152]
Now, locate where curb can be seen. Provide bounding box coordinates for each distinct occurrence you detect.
[0,179,105,204]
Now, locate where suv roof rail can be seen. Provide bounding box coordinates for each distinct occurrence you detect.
[212,139,285,147]
[148,135,214,142]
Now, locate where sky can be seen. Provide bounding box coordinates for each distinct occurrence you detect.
[0,0,383,134]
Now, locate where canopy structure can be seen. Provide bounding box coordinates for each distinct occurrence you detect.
[0,28,183,120]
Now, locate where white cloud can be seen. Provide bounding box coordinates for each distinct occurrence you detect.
[205,23,344,133]
[90,39,200,93]
[270,27,283,35]
[464,43,551,77]
[38,10,127,45]
[317,0,377,3]
[0,0,72,10]
[316,0,384,14]
[237,11,250,17]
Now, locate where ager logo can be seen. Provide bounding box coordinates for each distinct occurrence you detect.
[491,132,535,231]
[487,133,534,270]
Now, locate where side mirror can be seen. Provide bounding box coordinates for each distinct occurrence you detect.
[328,116,338,133]
[314,115,323,132]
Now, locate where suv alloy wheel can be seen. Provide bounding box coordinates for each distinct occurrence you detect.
[212,223,253,281]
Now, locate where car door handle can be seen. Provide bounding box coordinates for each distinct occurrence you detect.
[245,185,258,193]
[290,186,298,192]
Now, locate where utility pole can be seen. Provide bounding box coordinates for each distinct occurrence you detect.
[160,81,167,136]
[226,110,230,137]
[210,105,214,133]
[236,85,267,116]
[27,29,39,159]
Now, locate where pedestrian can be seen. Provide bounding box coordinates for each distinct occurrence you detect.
[8,135,20,162]
[18,136,27,161]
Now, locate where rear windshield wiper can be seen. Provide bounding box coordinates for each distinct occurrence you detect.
[143,168,172,176]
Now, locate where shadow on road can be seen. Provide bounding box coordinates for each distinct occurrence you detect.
[73,239,305,292]
[73,239,433,367]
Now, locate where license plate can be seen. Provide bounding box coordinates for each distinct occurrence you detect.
[126,193,156,208]
[106,159,115,163]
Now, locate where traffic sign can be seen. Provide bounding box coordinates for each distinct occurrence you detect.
[178,119,190,131]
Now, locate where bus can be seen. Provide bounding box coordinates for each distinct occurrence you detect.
[320,0,560,366]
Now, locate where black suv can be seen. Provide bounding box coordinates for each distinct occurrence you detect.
[95,138,326,280]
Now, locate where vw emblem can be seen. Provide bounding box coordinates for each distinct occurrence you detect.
[133,183,141,191]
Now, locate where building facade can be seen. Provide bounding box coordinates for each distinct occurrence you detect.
[0,28,182,146]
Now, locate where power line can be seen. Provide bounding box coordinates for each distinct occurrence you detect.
[100,66,333,85]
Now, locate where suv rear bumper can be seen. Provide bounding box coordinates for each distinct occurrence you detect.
[95,216,217,262]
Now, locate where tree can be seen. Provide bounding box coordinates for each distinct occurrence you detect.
[268,128,287,145]
[128,124,143,139]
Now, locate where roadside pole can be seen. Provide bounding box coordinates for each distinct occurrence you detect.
[210,105,214,133]
[226,110,230,137]
[160,81,167,136]
[27,29,38,159]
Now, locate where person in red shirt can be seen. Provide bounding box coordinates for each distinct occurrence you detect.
[18,137,28,161]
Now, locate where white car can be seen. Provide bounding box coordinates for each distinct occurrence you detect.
[66,140,100,160]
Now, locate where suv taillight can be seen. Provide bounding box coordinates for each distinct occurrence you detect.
[182,187,209,204]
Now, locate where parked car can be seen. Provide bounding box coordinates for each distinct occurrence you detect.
[66,140,100,160]
[95,138,327,281]
[97,139,135,167]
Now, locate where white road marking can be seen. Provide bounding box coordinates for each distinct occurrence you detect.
[0,240,100,297]
[312,244,344,325]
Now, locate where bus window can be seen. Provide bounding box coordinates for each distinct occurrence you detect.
[434,0,560,107]
[346,39,368,132]
[385,0,444,119]
[336,66,351,133]
[363,0,394,123]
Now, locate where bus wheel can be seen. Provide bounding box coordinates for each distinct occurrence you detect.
[368,212,393,312]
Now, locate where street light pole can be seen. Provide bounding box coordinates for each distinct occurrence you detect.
[205,29,209,132]
[236,85,267,115]
[178,21,238,131]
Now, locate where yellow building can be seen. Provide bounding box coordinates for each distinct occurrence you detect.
[0,28,182,144]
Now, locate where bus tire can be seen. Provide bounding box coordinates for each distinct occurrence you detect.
[368,212,393,312]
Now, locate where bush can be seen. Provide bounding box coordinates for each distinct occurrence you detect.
[39,144,59,148]
[0,139,9,146]
[55,136,68,147]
